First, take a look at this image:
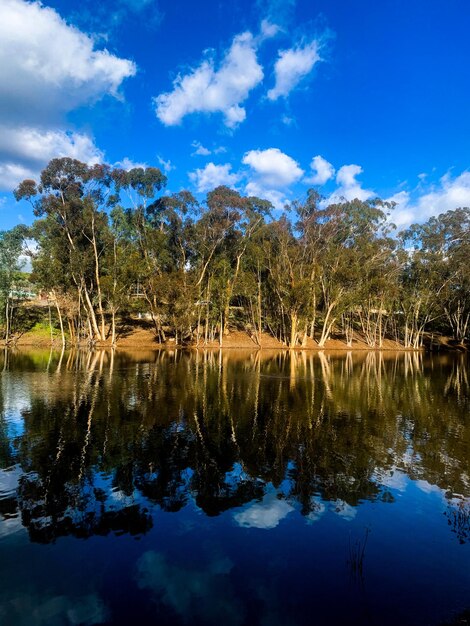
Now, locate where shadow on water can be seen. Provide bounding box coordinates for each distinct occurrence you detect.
[0,348,469,625]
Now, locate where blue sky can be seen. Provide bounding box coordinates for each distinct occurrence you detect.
[1,0,469,229]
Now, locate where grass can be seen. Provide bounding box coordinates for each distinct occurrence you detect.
[347,527,371,578]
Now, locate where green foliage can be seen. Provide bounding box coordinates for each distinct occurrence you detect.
[12,157,470,347]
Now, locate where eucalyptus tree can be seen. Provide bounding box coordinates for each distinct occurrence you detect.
[110,166,178,341]
[192,186,271,345]
[314,198,395,347]
[213,191,271,341]
[261,216,312,347]
[15,158,117,343]
[0,226,28,342]
[105,206,144,344]
[145,190,198,343]
[29,217,72,346]
[440,208,470,342]
[400,207,470,345]
[338,198,397,347]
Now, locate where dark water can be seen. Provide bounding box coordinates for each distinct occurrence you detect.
[0,348,469,626]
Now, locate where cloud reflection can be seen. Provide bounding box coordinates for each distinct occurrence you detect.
[136,551,244,625]
[0,592,107,626]
[234,492,294,529]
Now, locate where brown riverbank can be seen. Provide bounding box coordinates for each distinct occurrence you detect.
[3,319,465,351]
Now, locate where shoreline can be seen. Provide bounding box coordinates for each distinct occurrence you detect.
[1,326,466,352]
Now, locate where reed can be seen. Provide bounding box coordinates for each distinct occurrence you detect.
[347,527,371,577]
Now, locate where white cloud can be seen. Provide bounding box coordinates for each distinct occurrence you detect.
[281,114,296,127]
[0,0,136,191]
[305,155,335,185]
[0,0,136,126]
[330,164,374,202]
[257,0,296,30]
[189,162,240,193]
[0,126,103,166]
[242,148,303,187]
[234,493,294,529]
[242,148,302,210]
[390,170,470,229]
[115,157,148,171]
[191,142,227,157]
[267,39,321,100]
[385,190,414,229]
[245,181,286,211]
[156,155,174,173]
[259,19,281,40]
[154,31,264,128]
[191,141,212,156]
[0,164,36,192]
[336,164,363,188]
[0,127,103,190]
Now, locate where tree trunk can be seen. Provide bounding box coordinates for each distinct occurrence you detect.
[83,286,103,341]
[5,297,10,344]
[318,302,336,347]
[290,312,298,348]
[56,303,66,349]
[111,308,116,346]
[91,220,106,341]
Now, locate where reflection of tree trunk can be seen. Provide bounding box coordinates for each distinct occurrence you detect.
[2,346,9,371]
[78,372,101,482]
[289,352,297,389]
[252,350,261,438]
[56,346,65,373]
[109,348,115,381]
[257,269,263,345]
[318,351,333,399]
[46,346,53,372]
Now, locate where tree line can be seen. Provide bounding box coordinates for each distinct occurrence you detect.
[1,157,468,348]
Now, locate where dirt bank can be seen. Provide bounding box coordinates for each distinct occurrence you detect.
[4,321,420,351]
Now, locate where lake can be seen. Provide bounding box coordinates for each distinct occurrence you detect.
[0,349,469,626]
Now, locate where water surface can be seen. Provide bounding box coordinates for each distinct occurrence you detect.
[0,349,469,625]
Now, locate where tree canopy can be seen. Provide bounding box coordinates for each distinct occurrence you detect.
[4,157,469,348]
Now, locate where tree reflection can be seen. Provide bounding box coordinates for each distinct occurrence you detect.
[0,348,469,543]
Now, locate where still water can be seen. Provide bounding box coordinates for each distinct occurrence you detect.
[0,348,469,626]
